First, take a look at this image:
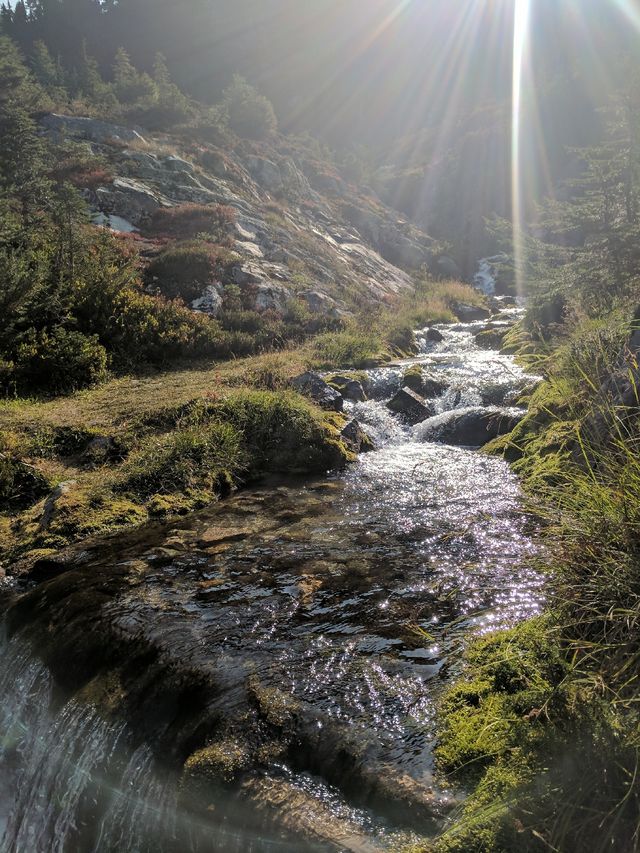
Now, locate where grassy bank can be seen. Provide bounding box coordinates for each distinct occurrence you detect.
[416,311,640,853]
[0,279,484,572]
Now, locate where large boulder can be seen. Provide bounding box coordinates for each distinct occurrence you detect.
[191,284,224,316]
[403,368,447,399]
[252,282,292,313]
[291,372,343,412]
[415,407,524,447]
[387,387,435,424]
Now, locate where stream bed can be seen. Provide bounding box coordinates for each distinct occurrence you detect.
[0,304,544,852]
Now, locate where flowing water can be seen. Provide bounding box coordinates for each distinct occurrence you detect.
[0,303,544,852]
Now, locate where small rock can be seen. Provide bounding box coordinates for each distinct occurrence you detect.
[191,284,223,316]
[454,303,491,322]
[327,375,367,402]
[387,387,435,424]
[291,372,343,412]
[425,327,444,343]
[340,419,375,454]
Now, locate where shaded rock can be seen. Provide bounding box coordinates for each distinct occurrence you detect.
[403,369,447,398]
[415,407,524,447]
[340,419,375,454]
[95,177,167,224]
[387,387,435,424]
[163,155,194,174]
[245,156,283,193]
[425,327,444,343]
[300,290,338,316]
[453,303,491,322]
[327,375,367,402]
[291,372,343,412]
[41,114,146,145]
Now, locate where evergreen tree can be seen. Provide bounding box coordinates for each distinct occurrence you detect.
[30,38,66,101]
[112,46,155,106]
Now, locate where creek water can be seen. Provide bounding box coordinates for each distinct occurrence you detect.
[0,303,544,852]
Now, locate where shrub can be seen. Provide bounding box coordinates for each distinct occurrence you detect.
[147,204,235,242]
[223,75,277,140]
[0,454,50,510]
[309,329,381,369]
[13,327,108,395]
[144,242,229,304]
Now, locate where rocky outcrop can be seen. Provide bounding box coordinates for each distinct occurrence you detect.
[387,387,435,424]
[41,113,445,314]
[41,114,146,145]
[291,372,343,412]
[415,407,524,447]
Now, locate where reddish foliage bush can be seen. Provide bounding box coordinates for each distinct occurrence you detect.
[147,203,236,243]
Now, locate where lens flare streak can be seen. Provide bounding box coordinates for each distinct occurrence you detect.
[512,0,531,297]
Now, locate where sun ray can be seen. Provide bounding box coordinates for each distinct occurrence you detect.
[512,0,531,298]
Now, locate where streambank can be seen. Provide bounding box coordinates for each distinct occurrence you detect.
[0,302,544,852]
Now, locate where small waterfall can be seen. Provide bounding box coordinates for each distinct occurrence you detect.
[0,632,315,853]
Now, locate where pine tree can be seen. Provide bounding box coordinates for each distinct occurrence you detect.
[113,46,155,106]
[74,38,116,109]
[30,38,65,101]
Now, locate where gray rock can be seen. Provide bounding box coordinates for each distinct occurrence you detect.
[41,114,146,145]
[252,283,292,313]
[387,387,435,424]
[291,372,343,412]
[163,155,194,174]
[96,177,168,224]
[454,303,492,322]
[403,369,447,398]
[415,407,524,447]
[191,284,224,316]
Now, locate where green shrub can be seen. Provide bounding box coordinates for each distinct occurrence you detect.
[144,242,229,304]
[0,454,50,510]
[13,328,108,395]
[309,329,381,369]
[223,75,277,140]
[147,204,235,242]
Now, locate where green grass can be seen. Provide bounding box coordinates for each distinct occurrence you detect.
[432,309,640,853]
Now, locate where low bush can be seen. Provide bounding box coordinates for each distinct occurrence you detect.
[0,454,50,510]
[12,328,108,395]
[147,203,235,243]
[309,329,381,369]
[144,242,231,304]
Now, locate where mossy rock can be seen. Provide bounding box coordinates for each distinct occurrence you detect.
[475,328,507,350]
[184,738,251,784]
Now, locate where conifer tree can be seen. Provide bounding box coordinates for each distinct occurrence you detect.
[113,46,155,106]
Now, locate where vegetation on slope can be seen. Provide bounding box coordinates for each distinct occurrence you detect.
[420,80,640,853]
